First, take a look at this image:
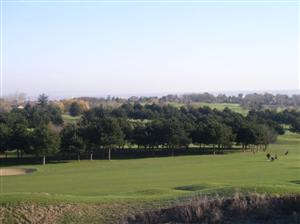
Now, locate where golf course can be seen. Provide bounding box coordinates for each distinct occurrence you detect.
[2,0,300,222]
[0,99,299,223]
[1,132,299,203]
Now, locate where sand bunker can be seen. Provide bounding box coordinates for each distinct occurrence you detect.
[0,168,36,176]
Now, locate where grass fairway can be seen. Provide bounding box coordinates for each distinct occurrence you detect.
[62,114,81,124]
[1,132,299,204]
[167,102,248,115]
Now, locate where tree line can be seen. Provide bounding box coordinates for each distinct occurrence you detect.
[2,92,300,114]
[71,92,300,110]
[0,94,299,165]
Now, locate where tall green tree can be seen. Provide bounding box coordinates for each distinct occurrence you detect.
[79,122,102,160]
[132,123,148,149]
[69,102,83,117]
[236,123,256,149]
[99,117,124,160]
[0,123,11,155]
[162,119,191,155]
[38,94,49,107]
[60,124,86,161]
[7,111,30,158]
[191,121,206,148]
[291,117,300,133]
[32,125,60,165]
[254,124,277,151]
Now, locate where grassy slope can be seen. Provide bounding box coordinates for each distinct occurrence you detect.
[0,132,299,204]
[62,114,81,124]
[167,102,248,115]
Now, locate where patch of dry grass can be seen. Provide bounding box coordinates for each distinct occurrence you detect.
[125,193,300,224]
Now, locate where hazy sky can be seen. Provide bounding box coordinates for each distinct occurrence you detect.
[1,0,299,98]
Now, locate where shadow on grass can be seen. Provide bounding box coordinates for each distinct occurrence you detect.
[174,184,209,192]
[290,180,300,185]
[0,147,244,165]
[0,158,68,167]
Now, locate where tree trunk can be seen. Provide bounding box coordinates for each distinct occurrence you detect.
[108,148,111,161]
[90,152,93,161]
[43,154,46,165]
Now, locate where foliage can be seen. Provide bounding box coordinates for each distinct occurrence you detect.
[69,102,83,117]
[0,95,299,159]
[99,117,125,151]
[60,124,86,158]
[31,125,60,157]
[24,94,63,126]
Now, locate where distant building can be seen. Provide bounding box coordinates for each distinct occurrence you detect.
[17,105,25,109]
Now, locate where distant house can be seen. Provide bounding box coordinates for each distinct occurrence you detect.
[17,105,24,109]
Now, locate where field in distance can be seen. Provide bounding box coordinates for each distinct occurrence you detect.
[167,102,248,114]
[62,102,299,124]
[62,102,248,124]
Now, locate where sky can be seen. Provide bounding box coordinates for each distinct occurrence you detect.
[1,0,299,98]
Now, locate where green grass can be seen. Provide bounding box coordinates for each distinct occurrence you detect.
[62,114,81,124]
[167,102,248,115]
[0,132,299,204]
